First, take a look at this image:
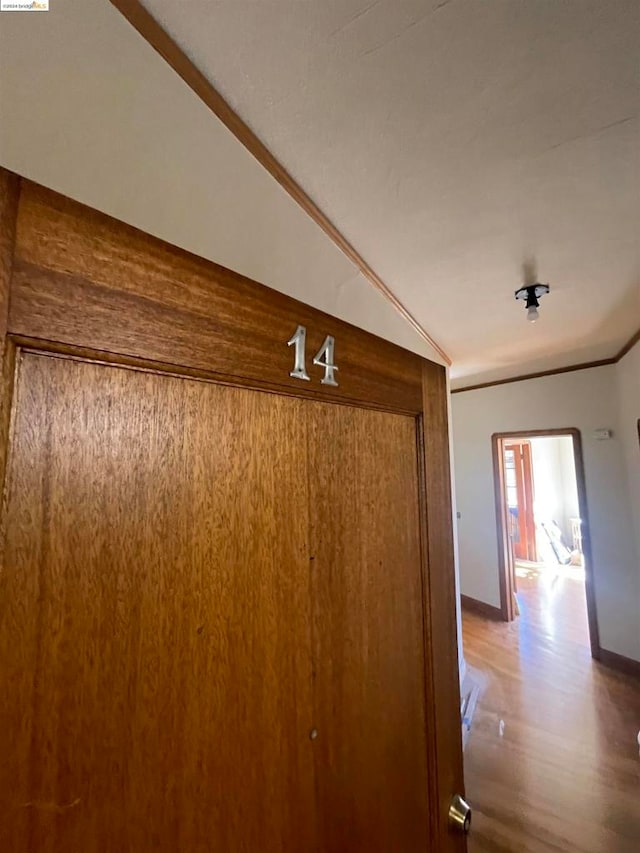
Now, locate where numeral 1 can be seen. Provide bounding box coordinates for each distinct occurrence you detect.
[287,325,311,381]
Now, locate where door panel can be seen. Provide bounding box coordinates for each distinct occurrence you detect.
[504,441,536,563]
[0,352,316,853]
[308,404,430,852]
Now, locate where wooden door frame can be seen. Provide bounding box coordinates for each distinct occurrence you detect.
[492,429,601,660]
[502,439,537,563]
[0,168,465,851]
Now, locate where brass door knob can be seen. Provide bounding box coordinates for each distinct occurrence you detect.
[449,794,471,833]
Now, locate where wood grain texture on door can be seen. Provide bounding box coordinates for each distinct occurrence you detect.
[10,181,423,414]
[0,352,316,853]
[0,167,466,853]
[308,404,430,852]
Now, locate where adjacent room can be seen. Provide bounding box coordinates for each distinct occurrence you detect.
[499,431,591,650]
[454,359,640,852]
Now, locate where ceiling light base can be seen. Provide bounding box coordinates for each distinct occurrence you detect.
[515,283,550,322]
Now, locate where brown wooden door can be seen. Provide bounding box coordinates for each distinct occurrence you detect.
[309,404,429,852]
[0,353,317,853]
[0,171,466,852]
[0,354,431,852]
[503,441,536,562]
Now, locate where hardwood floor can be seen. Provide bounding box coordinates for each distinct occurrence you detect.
[463,568,640,852]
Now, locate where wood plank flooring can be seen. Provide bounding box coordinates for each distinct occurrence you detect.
[463,569,640,852]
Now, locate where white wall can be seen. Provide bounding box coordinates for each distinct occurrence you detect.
[446,372,465,685]
[558,437,581,541]
[616,340,640,601]
[529,436,579,544]
[452,365,640,661]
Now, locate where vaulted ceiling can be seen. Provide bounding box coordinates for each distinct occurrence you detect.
[141,0,640,386]
[2,1,639,387]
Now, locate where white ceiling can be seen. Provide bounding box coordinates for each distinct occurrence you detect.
[1,1,638,387]
[139,0,640,386]
[0,0,440,364]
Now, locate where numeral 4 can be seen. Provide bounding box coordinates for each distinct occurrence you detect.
[313,335,338,386]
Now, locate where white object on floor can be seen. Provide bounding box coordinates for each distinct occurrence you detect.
[460,666,485,749]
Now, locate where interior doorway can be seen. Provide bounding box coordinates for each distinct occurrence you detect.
[492,429,600,659]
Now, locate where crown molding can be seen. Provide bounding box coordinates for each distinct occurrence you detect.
[615,326,640,361]
[451,324,640,394]
[108,0,451,365]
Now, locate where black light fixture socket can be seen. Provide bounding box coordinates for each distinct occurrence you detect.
[515,283,550,310]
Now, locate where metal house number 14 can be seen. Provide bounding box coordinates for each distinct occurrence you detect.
[287,325,339,387]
